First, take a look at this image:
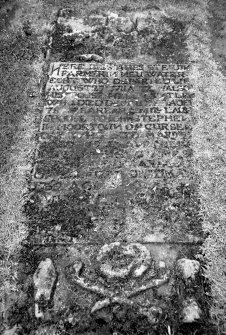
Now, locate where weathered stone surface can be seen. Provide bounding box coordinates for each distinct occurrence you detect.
[31,60,196,246]
[181,297,202,323]
[176,258,200,280]
[23,2,209,333]
[96,242,153,279]
[33,258,57,318]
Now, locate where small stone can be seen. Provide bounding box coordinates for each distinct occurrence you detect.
[176,258,200,280]
[73,261,83,276]
[159,261,166,268]
[181,297,202,323]
[33,258,57,319]
[133,264,149,277]
[35,173,42,179]
[78,54,104,62]
[91,54,104,62]
[68,316,73,323]
[107,12,118,20]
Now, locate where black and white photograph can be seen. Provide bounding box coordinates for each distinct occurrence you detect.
[0,0,225,334]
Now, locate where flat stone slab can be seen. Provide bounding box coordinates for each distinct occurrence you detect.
[26,5,204,250]
[23,5,208,332]
[30,60,200,246]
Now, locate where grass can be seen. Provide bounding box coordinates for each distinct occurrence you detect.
[163,0,226,333]
[150,0,226,332]
[187,7,226,334]
[0,0,58,318]
[155,2,226,332]
[0,33,35,169]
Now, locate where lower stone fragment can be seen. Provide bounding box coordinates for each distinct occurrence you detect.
[33,258,57,319]
[176,258,200,281]
[181,297,202,323]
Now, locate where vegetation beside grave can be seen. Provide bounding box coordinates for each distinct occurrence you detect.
[0,0,58,322]
[157,0,226,333]
[164,0,226,331]
[183,0,226,333]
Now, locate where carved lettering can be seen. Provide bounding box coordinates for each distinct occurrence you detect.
[36,62,192,183]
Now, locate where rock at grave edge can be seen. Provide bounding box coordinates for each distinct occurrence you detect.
[181,297,202,323]
[176,258,200,281]
[33,258,57,319]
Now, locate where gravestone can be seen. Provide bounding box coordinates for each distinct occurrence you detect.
[26,5,206,334]
[34,61,194,243]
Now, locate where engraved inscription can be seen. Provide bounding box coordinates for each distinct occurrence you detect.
[30,61,196,244]
[34,62,192,184]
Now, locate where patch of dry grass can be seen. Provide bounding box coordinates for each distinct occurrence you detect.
[183,0,226,333]
[162,0,226,332]
[0,0,57,314]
